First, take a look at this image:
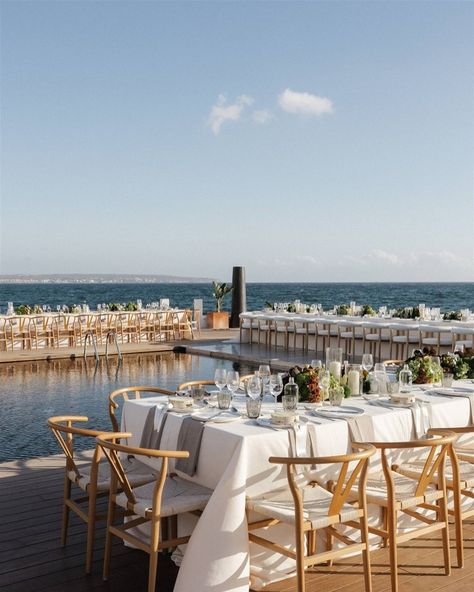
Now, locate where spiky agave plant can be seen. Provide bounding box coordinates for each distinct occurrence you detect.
[212,281,233,312]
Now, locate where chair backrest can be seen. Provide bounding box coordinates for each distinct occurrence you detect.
[96,433,189,517]
[47,415,104,480]
[269,443,376,518]
[374,432,457,498]
[178,380,215,391]
[383,360,402,367]
[108,386,174,431]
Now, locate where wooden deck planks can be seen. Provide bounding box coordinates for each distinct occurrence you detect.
[1,453,473,592]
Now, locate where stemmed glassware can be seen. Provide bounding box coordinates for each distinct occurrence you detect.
[258,365,271,395]
[247,372,262,400]
[226,371,240,396]
[362,353,374,373]
[214,368,227,393]
[310,360,322,369]
[269,374,283,404]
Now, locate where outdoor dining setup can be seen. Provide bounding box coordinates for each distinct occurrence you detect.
[239,303,474,360]
[47,348,474,592]
[0,305,196,351]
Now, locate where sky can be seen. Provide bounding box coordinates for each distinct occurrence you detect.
[0,0,473,282]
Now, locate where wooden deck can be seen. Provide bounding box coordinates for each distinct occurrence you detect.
[0,329,239,364]
[1,454,473,592]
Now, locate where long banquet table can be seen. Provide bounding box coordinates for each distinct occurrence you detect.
[121,384,474,592]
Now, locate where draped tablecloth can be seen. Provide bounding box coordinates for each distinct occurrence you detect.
[121,384,473,592]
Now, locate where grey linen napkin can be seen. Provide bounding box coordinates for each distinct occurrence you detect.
[139,405,168,449]
[175,417,205,477]
[344,414,375,443]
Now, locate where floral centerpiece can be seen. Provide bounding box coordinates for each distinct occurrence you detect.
[398,350,443,384]
[285,365,351,402]
[287,365,322,402]
[441,351,474,379]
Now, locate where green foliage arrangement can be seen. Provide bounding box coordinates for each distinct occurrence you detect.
[392,306,420,319]
[361,304,376,316]
[398,350,443,384]
[335,304,350,315]
[287,365,322,402]
[443,311,462,321]
[212,281,233,313]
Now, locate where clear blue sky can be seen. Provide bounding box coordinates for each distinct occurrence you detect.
[1,0,473,282]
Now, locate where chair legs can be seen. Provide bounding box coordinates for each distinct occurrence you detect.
[61,476,72,546]
[360,513,373,592]
[86,487,98,574]
[148,517,161,592]
[387,506,399,592]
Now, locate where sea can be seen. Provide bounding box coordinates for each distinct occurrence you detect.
[0,282,472,314]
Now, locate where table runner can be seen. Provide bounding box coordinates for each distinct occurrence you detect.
[175,417,205,476]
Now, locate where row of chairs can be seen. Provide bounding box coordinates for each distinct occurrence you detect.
[241,315,474,358]
[48,384,474,592]
[0,310,197,351]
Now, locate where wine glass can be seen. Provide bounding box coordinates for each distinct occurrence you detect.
[226,370,240,395]
[310,359,322,369]
[269,373,283,404]
[258,365,271,394]
[247,372,262,400]
[362,353,374,373]
[214,368,227,393]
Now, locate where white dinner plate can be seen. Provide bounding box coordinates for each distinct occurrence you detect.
[169,406,196,414]
[191,410,241,423]
[256,417,295,430]
[429,387,474,397]
[371,398,415,409]
[313,405,364,419]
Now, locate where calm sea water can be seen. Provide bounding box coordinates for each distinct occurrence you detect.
[0,282,472,313]
[0,353,253,462]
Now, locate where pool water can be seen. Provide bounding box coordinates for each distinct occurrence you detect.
[0,353,253,462]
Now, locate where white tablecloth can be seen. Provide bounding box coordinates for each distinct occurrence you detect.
[121,384,474,591]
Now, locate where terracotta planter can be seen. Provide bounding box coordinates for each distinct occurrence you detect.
[206,312,229,330]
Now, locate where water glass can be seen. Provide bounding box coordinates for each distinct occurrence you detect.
[226,370,240,394]
[217,390,232,410]
[442,373,454,388]
[214,368,227,392]
[246,397,262,419]
[387,379,399,395]
[247,373,262,400]
[190,385,206,405]
[282,393,298,411]
[329,386,344,406]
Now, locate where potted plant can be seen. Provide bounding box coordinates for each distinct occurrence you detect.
[207,281,233,329]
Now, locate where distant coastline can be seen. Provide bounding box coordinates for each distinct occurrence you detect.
[0,274,215,284]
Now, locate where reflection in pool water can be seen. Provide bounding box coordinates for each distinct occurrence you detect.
[0,353,253,462]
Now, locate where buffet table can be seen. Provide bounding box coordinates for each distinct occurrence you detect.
[121,384,474,592]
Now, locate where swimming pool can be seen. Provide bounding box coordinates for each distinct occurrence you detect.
[0,353,254,462]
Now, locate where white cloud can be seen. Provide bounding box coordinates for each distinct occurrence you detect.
[207,94,254,135]
[296,255,320,265]
[252,109,273,124]
[278,88,334,117]
[370,249,401,266]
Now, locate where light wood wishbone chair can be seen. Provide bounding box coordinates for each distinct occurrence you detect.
[246,443,376,592]
[108,386,174,432]
[392,426,474,569]
[47,416,156,574]
[359,432,457,592]
[96,432,212,592]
